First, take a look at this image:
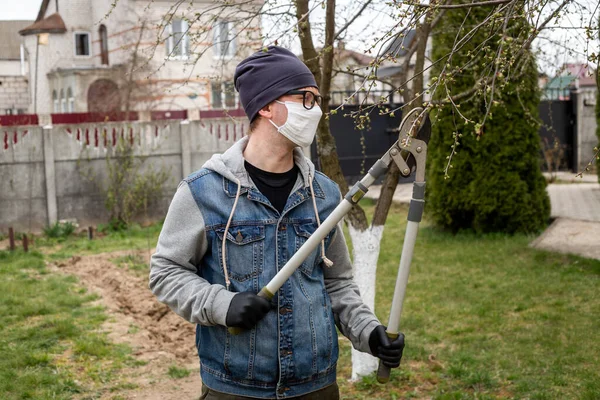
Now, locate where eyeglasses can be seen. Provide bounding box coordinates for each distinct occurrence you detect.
[285,90,323,110]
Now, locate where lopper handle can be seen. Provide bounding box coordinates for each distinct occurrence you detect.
[376,330,399,383]
[376,362,391,384]
[227,287,274,335]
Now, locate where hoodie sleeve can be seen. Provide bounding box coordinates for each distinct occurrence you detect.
[149,182,235,326]
[324,222,380,354]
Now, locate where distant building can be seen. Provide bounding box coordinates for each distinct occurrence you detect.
[325,41,394,105]
[542,63,597,100]
[375,29,432,102]
[0,20,32,115]
[18,0,262,115]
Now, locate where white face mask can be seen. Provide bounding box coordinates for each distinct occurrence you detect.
[268,100,323,147]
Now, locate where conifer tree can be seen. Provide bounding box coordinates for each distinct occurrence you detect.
[427,3,550,233]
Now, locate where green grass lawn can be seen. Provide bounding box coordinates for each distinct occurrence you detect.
[2,204,599,399]
[0,250,142,400]
[337,201,600,399]
[0,224,160,400]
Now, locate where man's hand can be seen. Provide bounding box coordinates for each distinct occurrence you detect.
[369,325,405,368]
[225,291,271,329]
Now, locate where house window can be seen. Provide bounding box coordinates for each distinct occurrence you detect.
[166,19,190,59]
[75,32,91,56]
[99,24,109,65]
[52,90,59,112]
[213,21,235,58]
[224,82,236,108]
[211,82,222,109]
[67,88,74,112]
[60,89,66,113]
[211,82,238,109]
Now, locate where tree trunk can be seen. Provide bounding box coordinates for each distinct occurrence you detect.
[296,0,369,231]
[295,0,437,380]
[349,14,433,379]
[348,224,384,380]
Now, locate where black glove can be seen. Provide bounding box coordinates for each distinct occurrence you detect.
[225,291,271,329]
[369,325,405,368]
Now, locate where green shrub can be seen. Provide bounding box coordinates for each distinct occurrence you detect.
[427,5,550,234]
[43,222,76,239]
[98,218,129,234]
[104,138,171,228]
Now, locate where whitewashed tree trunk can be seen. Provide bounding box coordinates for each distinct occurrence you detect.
[347,223,385,381]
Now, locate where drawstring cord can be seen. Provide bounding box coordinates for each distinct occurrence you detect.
[308,174,334,268]
[222,178,242,291]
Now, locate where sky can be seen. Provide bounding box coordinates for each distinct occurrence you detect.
[1,0,598,76]
[0,0,41,20]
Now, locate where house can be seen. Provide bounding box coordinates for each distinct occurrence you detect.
[0,20,32,115]
[326,41,394,105]
[374,29,417,90]
[18,0,262,115]
[375,29,432,99]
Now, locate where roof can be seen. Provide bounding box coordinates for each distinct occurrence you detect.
[562,63,596,87]
[337,48,374,66]
[19,13,67,36]
[0,21,33,60]
[545,75,576,90]
[381,29,417,59]
[312,44,375,66]
[376,65,403,79]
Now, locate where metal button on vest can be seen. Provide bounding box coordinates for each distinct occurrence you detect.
[278,225,286,231]
[236,231,243,243]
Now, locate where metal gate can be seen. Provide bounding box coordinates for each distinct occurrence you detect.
[315,90,578,180]
[538,91,575,171]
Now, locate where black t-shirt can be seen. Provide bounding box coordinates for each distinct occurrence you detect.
[244,160,299,213]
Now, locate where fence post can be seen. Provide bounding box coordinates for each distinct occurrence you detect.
[42,125,58,226]
[180,120,192,178]
[8,227,15,251]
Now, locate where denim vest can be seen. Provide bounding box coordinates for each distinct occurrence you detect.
[185,167,341,399]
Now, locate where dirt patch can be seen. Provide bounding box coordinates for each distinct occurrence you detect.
[50,250,202,400]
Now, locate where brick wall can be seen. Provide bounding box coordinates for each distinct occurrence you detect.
[0,75,29,114]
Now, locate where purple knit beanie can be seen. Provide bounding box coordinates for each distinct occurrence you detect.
[234,46,318,122]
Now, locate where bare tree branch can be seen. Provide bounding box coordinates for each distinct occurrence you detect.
[333,0,374,43]
[523,0,572,49]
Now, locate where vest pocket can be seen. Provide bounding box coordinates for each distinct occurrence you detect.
[215,224,264,282]
[293,220,319,277]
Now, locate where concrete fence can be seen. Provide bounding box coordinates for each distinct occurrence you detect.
[1,117,249,233]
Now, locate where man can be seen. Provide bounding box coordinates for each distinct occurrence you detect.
[150,46,404,399]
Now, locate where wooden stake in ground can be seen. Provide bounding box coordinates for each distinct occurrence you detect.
[88,226,94,240]
[23,235,28,252]
[9,227,15,251]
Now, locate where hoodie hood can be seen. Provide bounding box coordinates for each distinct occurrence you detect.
[202,136,316,189]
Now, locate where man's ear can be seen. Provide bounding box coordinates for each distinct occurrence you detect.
[257,102,274,119]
